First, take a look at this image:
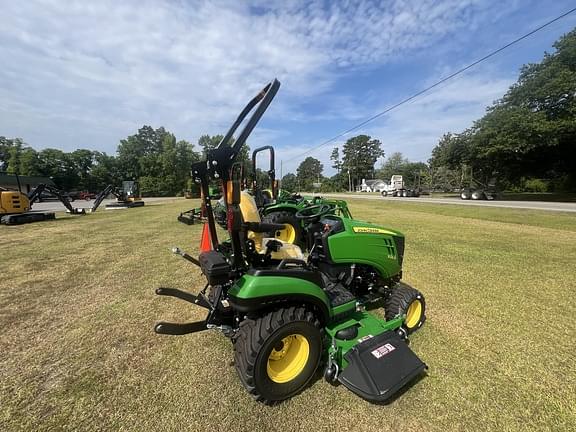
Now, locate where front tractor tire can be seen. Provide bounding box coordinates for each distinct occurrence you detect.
[385,283,426,334]
[233,307,322,404]
[262,211,303,247]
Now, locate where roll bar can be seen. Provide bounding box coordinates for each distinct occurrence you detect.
[205,79,280,181]
[252,145,277,204]
[191,79,281,253]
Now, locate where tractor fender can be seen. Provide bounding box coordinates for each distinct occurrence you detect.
[227,274,331,323]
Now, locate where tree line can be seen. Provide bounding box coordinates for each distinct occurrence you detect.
[282,29,576,194]
[281,134,385,192]
[427,29,576,193]
[0,128,255,196]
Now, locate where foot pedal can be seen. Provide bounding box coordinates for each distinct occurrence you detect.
[338,331,427,402]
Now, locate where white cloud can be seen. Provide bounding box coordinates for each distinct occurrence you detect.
[0,0,513,155]
[281,69,514,176]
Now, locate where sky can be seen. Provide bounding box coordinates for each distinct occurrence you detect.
[2,0,576,176]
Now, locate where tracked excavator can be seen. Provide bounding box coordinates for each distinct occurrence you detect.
[1,180,85,225]
[89,181,144,212]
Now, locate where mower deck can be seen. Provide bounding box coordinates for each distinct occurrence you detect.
[338,330,427,402]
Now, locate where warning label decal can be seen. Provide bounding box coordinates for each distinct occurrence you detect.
[371,343,396,359]
[357,334,373,344]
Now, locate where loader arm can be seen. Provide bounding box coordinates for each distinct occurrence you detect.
[28,184,83,214]
[90,185,119,212]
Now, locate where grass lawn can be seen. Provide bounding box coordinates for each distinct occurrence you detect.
[1,198,575,431]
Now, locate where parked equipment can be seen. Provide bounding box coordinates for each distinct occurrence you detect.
[90,181,145,212]
[177,186,221,225]
[460,166,497,200]
[247,145,353,249]
[155,79,427,404]
[179,145,352,252]
[1,179,85,225]
[380,174,421,198]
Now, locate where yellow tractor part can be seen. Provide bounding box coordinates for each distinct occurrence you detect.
[0,190,30,214]
[266,334,310,383]
[274,223,296,244]
[405,299,423,329]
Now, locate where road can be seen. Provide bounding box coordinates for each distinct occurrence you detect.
[31,197,178,212]
[32,194,576,213]
[320,193,576,213]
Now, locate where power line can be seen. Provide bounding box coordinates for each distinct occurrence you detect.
[284,6,576,164]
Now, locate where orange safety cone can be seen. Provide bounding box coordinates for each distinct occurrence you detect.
[200,223,212,252]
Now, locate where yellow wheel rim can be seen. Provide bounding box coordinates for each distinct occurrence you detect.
[405,299,422,328]
[275,224,297,244]
[267,334,309,383]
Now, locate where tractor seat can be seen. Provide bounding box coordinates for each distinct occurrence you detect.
[239,191,304,260]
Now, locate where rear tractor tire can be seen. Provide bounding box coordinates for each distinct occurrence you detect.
[460,189,472,200]
[385,283,426,334]
[233,307,322,404]
[262,211,303,247]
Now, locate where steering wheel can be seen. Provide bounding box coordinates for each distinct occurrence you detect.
[295,204,332,221]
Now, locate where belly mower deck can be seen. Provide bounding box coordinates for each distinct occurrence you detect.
[338,330,427,402]
[325,310,427,402]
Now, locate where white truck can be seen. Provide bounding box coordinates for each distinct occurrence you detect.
[381,175,420,197]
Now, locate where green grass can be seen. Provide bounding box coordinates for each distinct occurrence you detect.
[1,198,575,431]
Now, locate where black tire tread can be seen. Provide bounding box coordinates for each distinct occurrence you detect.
[385,282,426,334]
[233,306,320,404]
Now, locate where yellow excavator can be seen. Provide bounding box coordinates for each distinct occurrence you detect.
[0,176,84,225]
[89,181,144,212]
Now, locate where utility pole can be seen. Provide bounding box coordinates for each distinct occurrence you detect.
[348,169,351,192]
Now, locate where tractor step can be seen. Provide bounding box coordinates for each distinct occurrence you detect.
[338,330,427,402]
[325,282,356,307]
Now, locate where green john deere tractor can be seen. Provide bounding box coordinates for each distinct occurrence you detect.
[180,143,352,252]
[251,145,352,249]
[155,79,427,404]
